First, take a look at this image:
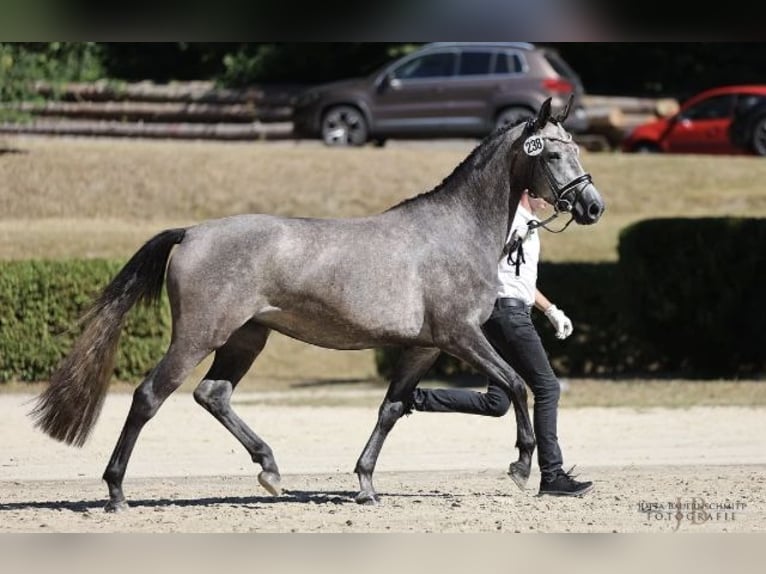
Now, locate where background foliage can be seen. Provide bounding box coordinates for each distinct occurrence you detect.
[618,217,766,377]
[2,42,765,98]
[0,260,170,382]
[0,42,104,120]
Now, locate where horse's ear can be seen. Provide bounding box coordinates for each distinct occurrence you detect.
[533,98,552,131]
[555,93,574,123]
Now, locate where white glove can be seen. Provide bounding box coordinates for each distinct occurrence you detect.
[544,304,573,339]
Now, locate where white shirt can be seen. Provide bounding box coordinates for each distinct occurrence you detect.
[497,205,540,305]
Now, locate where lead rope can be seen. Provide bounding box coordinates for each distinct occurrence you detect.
[505,209,574,276]
[505,221,536,276]
[529,211,575,234]
[506,232,526,277]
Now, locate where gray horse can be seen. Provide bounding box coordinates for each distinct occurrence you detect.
[31,97,604,511]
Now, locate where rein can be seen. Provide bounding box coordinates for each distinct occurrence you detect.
[527,210,573,234]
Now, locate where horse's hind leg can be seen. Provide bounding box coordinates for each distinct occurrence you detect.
[103,342,209,512]
[192,322,282,496]
[354,346,440,504]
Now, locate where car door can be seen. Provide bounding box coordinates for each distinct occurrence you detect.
[370,50,458,134]
[431,49,496,134]
[664,94,737,154]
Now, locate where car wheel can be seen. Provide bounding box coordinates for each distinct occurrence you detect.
[495,106,535,132]
[751,116,766,156]
[321,105,368,146]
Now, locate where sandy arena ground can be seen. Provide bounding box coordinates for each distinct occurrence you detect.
[1,390,764,533]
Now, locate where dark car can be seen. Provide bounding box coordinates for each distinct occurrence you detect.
[621,85,766,156]
[292,42,588,146]
[729,91,766,156]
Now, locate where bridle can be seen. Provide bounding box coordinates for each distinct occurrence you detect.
[514,126,593,234]
[501,123,594,266]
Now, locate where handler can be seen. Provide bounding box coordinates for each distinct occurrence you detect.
[410,189,593,497]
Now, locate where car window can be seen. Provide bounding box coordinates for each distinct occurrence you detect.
[543,50,578,81]
[681,94,736,120]
[458,51,492,76]
[393,52,456,80]
[735,94,766,114]
[493,52,523,75]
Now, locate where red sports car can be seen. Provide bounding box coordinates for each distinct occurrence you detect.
[621,85,766,156]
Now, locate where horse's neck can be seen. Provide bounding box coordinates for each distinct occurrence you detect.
[387,137,518,258]
[440,151,517,254]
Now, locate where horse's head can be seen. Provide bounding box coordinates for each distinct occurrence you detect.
[511,96,605,225]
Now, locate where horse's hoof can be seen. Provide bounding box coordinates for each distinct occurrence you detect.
[258,471,282,496]
[355,491,380,505]
[104,499,129,513]
[507,462,530,490]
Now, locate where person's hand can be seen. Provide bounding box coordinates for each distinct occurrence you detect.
[544,305,573,339]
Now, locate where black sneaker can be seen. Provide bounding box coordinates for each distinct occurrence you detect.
[539,466,593,497]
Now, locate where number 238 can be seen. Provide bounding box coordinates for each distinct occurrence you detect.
[524,136,544,156]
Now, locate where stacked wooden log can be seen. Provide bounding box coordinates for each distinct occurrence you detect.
[0,81,303,141]
[581,95,680,150]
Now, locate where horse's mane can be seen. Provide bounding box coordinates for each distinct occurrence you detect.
[385,121,523,213]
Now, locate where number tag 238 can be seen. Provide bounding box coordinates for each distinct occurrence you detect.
[523,135,544,156]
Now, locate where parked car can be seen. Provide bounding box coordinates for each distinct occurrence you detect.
[292,42,588,146]
[621,85,766,156]
[729,92,766,156]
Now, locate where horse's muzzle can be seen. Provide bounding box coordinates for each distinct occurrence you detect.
[573,184,605,225]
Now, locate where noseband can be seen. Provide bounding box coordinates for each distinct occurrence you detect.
[535,163,592,214]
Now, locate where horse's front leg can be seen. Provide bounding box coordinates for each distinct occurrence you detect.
[354,347,440,504]
[444,328,536,489]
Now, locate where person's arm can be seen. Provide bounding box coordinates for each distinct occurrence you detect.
[535,289,573,339]
[534,289,554,313]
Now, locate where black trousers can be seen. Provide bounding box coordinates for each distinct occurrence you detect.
[413,301,564,480]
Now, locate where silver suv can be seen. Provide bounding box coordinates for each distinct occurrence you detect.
[292,42,589,146]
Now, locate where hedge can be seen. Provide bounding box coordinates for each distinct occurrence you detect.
[618,217,766,377]
[0,260,170,382]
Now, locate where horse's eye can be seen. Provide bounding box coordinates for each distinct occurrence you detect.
[548,152,561,160]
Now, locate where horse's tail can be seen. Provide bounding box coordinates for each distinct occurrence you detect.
[30,228,187,447]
